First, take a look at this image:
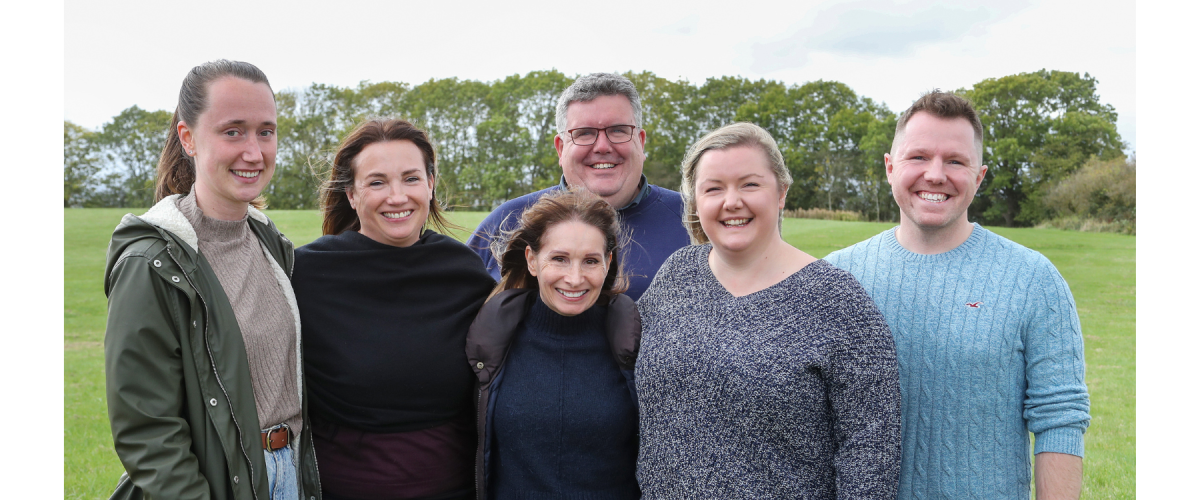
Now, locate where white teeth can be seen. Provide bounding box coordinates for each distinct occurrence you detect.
[558,289,586,298]
[918,192,948,202]
[590,163,616,169]
[232,170,260,178]
[722,218,750,227]
[382,210,413,219]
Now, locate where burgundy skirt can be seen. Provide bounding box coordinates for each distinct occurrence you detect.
[311,414,475,500]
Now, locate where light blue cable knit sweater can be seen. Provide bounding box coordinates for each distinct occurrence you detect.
[825,224,1090,500]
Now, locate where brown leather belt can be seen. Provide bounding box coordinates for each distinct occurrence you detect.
[262,426,290,451]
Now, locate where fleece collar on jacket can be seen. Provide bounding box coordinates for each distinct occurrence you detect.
[117,194,306,414]
[122,194,270,253]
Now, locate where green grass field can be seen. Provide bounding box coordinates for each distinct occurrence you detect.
[65,209,1134,499]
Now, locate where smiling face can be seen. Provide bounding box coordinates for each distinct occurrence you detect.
[525,220,612,317]
[346,140,433,247]
[178,77,277,220]
[553,94,647,208]
[694,145,787,256]
[886,112,988,246]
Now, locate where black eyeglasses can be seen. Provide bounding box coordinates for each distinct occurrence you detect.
[564,125,638,146]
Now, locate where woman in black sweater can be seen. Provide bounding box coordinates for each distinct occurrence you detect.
[465,188,641,500]
[291,119,495,500]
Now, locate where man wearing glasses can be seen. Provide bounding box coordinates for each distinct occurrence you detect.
[467,72,690,299]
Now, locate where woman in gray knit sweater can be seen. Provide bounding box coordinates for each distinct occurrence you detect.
[635,123,902,499]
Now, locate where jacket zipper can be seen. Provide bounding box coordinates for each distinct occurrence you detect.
[475,386,486,500]
[166,241,260,500]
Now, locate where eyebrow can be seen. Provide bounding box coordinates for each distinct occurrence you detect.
[216,119,277,128]
[907,144,972,157]
[360,168,423,180]
[545,249,605,258]
[905,145,936,155]
[701,172,767,183]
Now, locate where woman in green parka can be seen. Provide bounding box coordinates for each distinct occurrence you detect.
[103,59,320,500]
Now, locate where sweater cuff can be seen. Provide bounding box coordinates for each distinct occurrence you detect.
[1033,427,1085,458]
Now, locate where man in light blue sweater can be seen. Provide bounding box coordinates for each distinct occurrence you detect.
[825,91,1090,499]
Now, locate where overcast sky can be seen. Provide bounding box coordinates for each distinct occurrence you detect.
[65,0,1136,152]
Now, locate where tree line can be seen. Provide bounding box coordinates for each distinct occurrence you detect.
[63,68,1132,229]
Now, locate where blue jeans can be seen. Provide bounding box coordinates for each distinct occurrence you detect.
[263,426,299,500]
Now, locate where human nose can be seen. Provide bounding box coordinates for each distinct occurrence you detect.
[723,189,744,210]
[590,129,614,153]
[564,262,584,285]
[923,159,948,183]
[242,138,264,163]
[386,183,409,204]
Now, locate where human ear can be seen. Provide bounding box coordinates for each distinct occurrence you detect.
[345,186,357,210]
[884,153,895,184]
[554,134,565,158]
[177,121,194,156]
[525,246,538,277]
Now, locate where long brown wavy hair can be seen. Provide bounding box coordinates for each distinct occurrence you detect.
[319,118,457,236]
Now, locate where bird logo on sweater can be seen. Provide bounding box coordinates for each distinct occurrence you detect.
[965,301,983,308]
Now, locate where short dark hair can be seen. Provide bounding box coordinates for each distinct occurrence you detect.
[491,188,628,300]
[319,118,456,237]
[893,90,984,160]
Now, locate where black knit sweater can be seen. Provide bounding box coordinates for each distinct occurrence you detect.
[293,229,496,432]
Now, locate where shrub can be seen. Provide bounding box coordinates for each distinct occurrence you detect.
[783,207,864,221]
[1039,156,1135,234]
[1037,215,1135,235]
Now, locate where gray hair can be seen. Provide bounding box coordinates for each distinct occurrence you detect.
[679,122,792,245]
[555,73,643,133]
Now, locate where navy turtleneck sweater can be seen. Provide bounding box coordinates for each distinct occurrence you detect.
[490,296,639,500]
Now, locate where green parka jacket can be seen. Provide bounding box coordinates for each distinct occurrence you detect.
[103,195,321,500]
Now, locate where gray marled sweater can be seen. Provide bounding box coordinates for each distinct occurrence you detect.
[635,244,901,499]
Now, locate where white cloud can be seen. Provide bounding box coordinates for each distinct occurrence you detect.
[64,0,1134,151]
[742,0,1031,72]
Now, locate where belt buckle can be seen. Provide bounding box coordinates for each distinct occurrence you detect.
[265,424,288,451]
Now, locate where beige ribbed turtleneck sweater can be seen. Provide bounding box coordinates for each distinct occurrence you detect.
[177,190,302,437]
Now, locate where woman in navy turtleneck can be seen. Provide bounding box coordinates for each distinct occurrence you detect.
[465,188,641,500]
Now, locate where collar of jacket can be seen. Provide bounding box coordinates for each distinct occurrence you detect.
[121,194,270,253]
[465,288,641,384]
[109,194,306,437]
